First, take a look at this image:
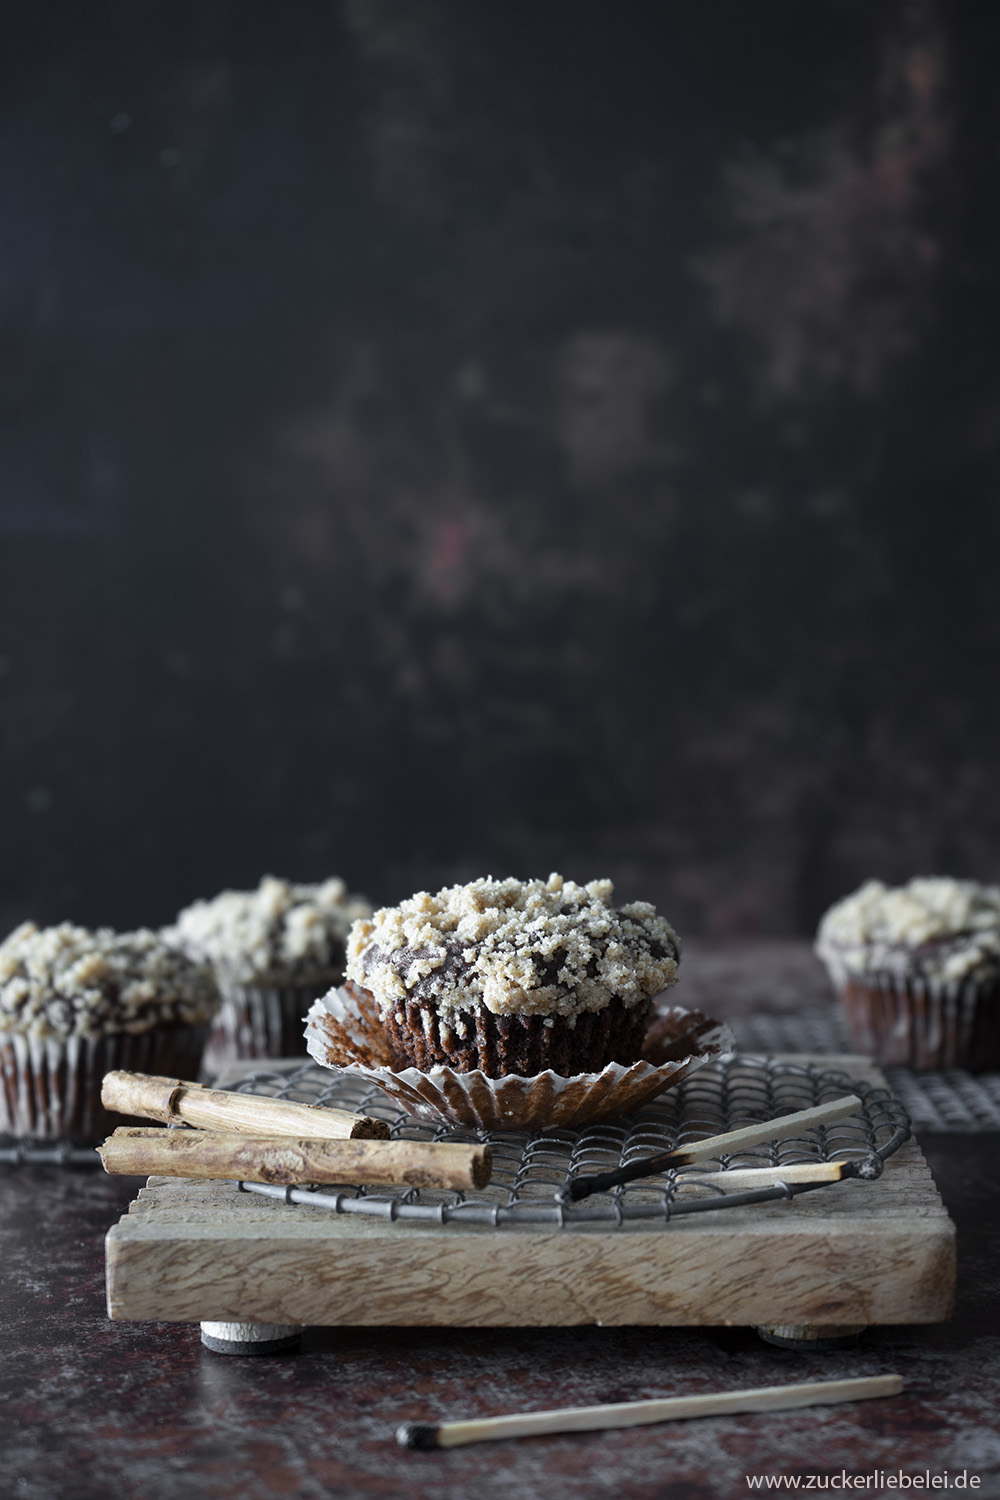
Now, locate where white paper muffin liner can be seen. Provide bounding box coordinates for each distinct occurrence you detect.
[821,959,1000,1071]
[0,1024,210,1140]
[206,980,333,1067]
[304,986,733,1130]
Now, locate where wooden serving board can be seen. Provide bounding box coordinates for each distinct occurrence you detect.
[104,1056,955,1330]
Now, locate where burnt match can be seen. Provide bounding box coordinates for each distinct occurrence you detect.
[395,1373,903,1450]
[563,1093,864,1202]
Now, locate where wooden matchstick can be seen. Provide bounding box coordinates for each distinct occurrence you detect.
[98,1125,492,1191]
[677,1160,849,1191]
[101,1069,390,1141]
[565,1094,863,1202]
[396,1373,903,1449]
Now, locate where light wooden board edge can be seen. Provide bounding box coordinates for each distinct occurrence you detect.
[106,1216,956,1327]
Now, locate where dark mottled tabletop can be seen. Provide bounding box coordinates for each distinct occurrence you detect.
[2,946,998,1500]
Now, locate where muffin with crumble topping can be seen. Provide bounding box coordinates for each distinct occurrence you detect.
[171,875,371,1060]
[344,873,681,1076]
[815,876,1000,1070]
[0,921,219,1139]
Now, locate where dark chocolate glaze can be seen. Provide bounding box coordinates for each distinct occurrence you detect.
[362,940,471,1004]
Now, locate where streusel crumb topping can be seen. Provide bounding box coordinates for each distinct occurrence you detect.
[347,873,680,1019]
[171,875,371,985]
[816,876,1000,984]
[0,922,220,1041]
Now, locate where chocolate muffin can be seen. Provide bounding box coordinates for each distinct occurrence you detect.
[345,874,680,1076]
[171,875,371,1059]
[0,922,220,1139]
[815,876,1000,1070]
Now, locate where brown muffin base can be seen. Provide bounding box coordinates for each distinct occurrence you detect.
[378,993,654,1077]
[840,975,1000,1071]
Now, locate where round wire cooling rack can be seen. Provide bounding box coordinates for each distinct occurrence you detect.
[229,1055,911,1228]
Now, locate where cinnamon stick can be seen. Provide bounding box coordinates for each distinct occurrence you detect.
[98,1126,492,1191]
[101,1070,390,1141]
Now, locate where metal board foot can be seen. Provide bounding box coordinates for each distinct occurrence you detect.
[200,1320,302,1355]
[756,1322,867,1351]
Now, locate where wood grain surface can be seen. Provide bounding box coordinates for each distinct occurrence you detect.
[105,1056,955,1330]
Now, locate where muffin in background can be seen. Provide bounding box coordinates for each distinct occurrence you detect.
[171,875,371,1061]
[0,922,219,1140]
[346,872,680,1076]
[815,876,1000,1070]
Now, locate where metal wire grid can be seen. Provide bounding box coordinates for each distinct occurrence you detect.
[0,1139,99,1166]
[729,1010,1000,1131]
[884,1066,1000,1131]
[729,1009,850,1057]
[229,1055,909,1228]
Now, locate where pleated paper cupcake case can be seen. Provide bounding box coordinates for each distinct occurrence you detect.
[209,980,334,1061]
[0,1023,210,1141]
[839,972,1000,1071]
[304,984,733,1130]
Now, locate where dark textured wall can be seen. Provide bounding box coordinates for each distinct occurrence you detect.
[2,0,999,939]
